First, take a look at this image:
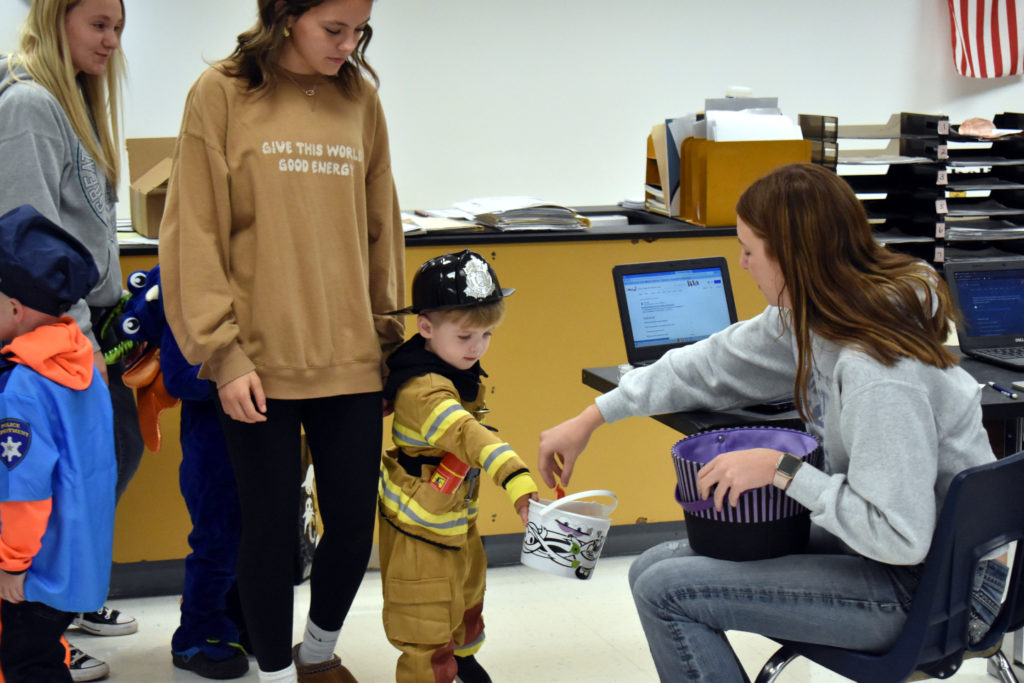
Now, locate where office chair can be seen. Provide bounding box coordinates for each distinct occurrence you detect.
[754,451,1024,683]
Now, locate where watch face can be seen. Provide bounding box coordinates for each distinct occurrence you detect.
[778,453,802,477]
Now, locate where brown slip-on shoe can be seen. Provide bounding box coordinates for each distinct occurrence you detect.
[292,644,358,683]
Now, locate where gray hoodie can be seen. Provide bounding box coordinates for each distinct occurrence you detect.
[597,306,995,566]
[0,56,121,348]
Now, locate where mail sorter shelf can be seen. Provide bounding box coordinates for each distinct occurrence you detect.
[836,113,951,166]
[948,117,1024,262]
[800,111,1024,266]
[942,120,1024,260]
[846,174,946,252]
[839,113,1024,266]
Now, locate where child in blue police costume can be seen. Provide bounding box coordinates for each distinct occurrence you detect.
[118,264,248,679]
[378,250,539,683]
[0,205,115,683]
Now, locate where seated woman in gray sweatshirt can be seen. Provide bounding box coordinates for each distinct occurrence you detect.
[537,162,1002,682]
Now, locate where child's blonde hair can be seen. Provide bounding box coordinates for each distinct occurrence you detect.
[424,299,506,329]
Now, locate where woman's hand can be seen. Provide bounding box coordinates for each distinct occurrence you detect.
[538,404,605,488]
[218,371,267,423]
[696,448,781,511]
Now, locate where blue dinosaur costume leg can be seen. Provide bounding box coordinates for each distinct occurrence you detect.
[171,400,245,659]
[119,265,247,676]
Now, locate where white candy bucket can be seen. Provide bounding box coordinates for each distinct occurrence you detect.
[520,490,617,580]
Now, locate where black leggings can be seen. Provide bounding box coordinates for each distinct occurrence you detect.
[215,392,382,673]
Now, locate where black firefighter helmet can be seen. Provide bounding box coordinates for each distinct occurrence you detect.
[389,249,514,314]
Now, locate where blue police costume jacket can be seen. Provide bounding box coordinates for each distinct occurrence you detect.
[0,319,116,612]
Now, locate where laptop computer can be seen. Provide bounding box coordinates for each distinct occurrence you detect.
[612,257,738,366]
[944,258,1024,369]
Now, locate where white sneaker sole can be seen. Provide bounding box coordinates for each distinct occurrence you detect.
[69,659,110,682]
[72,617,138,637]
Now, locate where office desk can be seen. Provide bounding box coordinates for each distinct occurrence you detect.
[583,351,1024,454]
[112,212,760,588]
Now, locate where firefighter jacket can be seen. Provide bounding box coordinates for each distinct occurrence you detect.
[378,335,537,548]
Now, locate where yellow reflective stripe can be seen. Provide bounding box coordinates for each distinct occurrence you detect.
[505,471,538,505]
[479,443,516,479]
[378,465,475,536]
[392,422,429,448]
[421,399,470,446]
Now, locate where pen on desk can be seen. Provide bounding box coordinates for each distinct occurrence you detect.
[987,381,1019,399]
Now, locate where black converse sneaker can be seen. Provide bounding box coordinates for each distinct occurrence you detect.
[72,606,138,636]
[68,645,110,682]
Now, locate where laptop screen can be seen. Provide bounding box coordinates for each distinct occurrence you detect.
[948,263,1024,341]
[613,257,738,365]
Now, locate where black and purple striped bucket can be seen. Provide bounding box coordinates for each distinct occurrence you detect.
[671,427,822,561]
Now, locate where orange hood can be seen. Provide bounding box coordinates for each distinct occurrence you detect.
[2,317,94,390]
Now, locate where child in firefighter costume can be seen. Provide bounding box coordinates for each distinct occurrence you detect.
[119,265,248,679]
[0,205,115,683]
[379,250,539,683]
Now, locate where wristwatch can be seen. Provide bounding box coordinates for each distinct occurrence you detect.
[773,452,802,490]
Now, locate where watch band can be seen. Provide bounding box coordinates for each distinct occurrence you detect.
[773,452,802,490]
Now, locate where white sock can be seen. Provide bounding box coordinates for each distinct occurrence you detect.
[258,663,297,682]
[298,616,341,665]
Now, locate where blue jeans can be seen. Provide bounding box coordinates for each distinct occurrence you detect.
[629,528,1008,682]
[629,528,913,682]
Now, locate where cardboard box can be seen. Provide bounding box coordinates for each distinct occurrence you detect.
[126,137,175,238]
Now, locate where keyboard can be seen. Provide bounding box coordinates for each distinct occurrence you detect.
[978,347,1024,359]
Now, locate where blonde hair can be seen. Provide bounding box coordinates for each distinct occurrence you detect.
[424,300,506,329]
[9,0,126,188]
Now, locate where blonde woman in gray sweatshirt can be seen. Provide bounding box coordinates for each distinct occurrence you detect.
[0,2,141,679]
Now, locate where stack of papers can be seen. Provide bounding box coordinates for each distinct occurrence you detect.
[705,111,802,142]
[453,196,590,231]
[401,211,481,235]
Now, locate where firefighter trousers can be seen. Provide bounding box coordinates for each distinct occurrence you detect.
[378,511,487,683]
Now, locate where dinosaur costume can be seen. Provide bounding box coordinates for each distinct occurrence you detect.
[120,266,247,679]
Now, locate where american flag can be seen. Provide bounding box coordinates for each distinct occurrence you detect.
[948,0,1024,77]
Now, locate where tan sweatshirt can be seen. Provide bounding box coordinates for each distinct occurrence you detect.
[159,66,405,399]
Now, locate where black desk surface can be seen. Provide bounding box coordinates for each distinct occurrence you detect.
[119,206,734,255]
[583,350,1024,436]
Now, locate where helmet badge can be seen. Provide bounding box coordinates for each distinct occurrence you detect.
[462,256,496,300]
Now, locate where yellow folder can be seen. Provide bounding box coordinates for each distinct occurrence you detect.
[680,138,812,227]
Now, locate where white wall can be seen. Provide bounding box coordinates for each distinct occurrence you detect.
[2,0,1022,216]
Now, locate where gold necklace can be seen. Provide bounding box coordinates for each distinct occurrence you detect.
[281,69,320,97]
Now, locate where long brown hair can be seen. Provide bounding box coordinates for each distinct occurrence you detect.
[736,163,957,419]
[10,0,126,187]
[221,0,377,96]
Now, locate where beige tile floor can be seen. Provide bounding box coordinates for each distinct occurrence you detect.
[67,555,1012,682]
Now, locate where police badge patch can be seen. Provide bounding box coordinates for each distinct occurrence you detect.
[0,418,31,470]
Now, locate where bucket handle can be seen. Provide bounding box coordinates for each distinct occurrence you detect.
[674,483,717,514]
[536,489,618,518]
[678,497,715,513]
